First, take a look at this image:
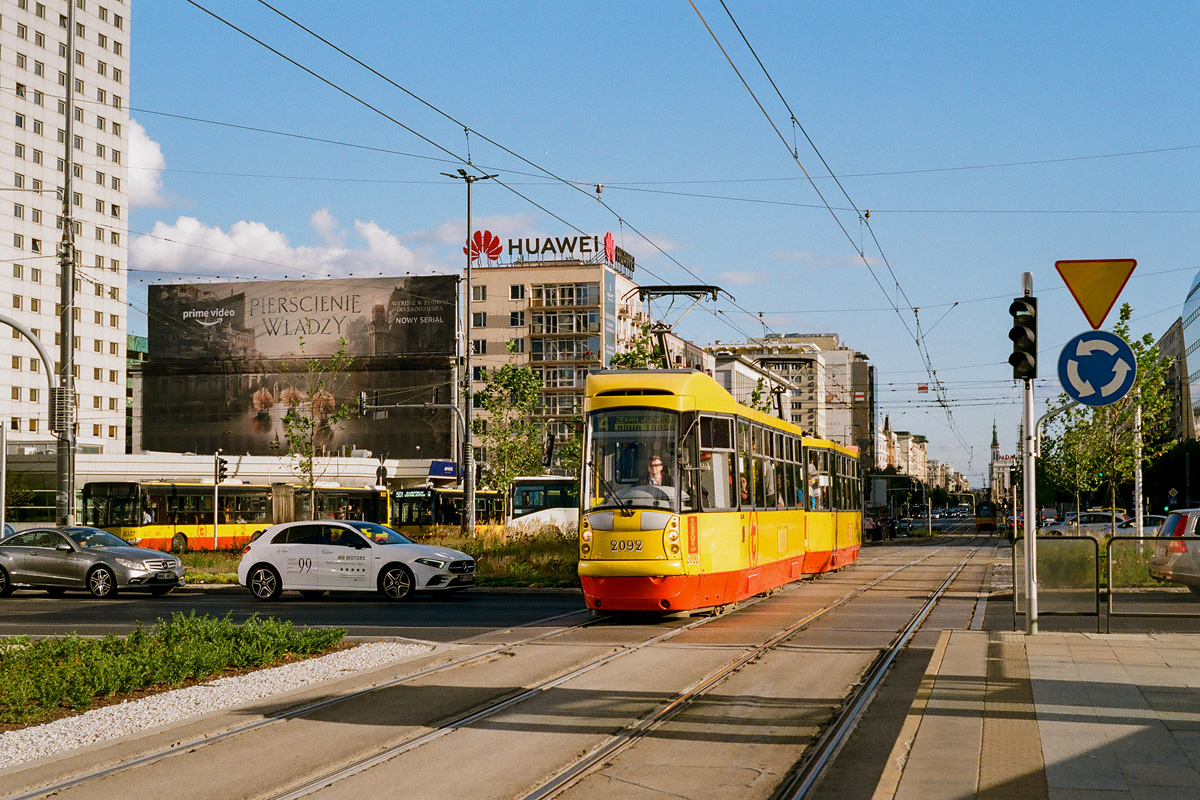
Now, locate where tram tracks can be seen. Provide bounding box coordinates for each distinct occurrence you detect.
[3,539,993,800]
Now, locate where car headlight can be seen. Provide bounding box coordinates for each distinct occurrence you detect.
[415,557,447,569]
[115,557,141,569]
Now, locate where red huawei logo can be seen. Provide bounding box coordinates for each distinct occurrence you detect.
[465,230,503,263]
[604,232,615,263]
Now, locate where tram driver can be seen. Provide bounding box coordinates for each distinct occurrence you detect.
[646,456,671,487]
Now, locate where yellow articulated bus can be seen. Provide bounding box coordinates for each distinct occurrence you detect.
[82,481,389,553]
[579,369,862,613]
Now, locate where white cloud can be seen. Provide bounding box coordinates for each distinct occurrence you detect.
[310,208,345,247]
[770,250,876,268]
[128,119,167,208]
[718,270,762,286]
[131,216,435,280]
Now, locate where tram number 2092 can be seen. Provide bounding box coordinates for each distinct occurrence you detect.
[610,539,643,553]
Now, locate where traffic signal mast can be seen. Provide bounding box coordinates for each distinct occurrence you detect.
[1008,297,1038,380]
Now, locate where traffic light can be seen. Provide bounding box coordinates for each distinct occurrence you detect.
[1008,297,1037,380]
[358,391,369,417]
[215,453,228,483]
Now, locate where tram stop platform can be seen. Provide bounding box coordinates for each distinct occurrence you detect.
[876,630,1200,800]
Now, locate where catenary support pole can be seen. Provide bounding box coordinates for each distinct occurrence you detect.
[1022,271,1038,634]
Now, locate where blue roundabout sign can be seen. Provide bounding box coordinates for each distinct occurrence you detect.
[1057,330,1137,407]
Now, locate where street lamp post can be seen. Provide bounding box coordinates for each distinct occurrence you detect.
[442,169,498,535]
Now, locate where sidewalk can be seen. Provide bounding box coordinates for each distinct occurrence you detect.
[876,630,1200,800]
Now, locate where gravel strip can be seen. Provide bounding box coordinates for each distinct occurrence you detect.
[0,641,431,770]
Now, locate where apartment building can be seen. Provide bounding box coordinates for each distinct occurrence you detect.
[1,0,129,454]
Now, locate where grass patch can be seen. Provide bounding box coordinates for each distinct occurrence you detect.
[417,525,580,587]
[0,612,345,727]
[181,525,582,588]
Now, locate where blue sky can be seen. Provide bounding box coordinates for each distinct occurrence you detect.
[127,2,1200,485]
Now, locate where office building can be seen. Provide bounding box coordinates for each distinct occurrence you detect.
[1,0,130,454]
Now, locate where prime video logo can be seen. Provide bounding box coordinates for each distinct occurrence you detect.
[182,307,235,327]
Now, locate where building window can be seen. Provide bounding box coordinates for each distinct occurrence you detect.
[510,311,525,327]
[29,388,38,402]
[28,419,38,433]
[472,285,486,302]
[11,388,19,402]
[93,367,102,381]
[473,366,486,382]
[510,284,525,300]
[108,425,117,438]
[93,424,101,437]
[12,356,22,370]
[510,338,525,354]
[471,312,486,328]
[109,370,118,383]
[472,339,486,355]
[15,114,25,129]
[11,419,20,433]
[30,298,39,313]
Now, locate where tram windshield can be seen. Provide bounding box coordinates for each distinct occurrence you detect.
[585,408,682,512]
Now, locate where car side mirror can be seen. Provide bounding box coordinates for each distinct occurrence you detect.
[56,543,73,552]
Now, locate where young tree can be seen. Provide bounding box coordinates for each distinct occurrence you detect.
[608,323,663,370]
[748,377,774,414]
[476,340,545,494]
[272,337,355,512]
[1042,304,1173,531]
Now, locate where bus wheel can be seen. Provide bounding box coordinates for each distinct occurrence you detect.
[171,534,188,554]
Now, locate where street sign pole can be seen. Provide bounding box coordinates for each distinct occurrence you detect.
[1021,272,1038,635]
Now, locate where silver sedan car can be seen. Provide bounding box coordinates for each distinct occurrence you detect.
[0,526,185,598]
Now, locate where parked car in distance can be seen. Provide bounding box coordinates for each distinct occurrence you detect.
[1041,511,1129,536]
[238,520,476,601]
[1148,510,1200,595]
[0,526,184,598]
[1116,515,1168,535]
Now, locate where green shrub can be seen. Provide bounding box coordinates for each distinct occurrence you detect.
[0,613,344,725]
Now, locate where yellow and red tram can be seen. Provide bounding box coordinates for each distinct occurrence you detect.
[578,370,862,613]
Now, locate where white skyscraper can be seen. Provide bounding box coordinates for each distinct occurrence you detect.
[2,0,129,454]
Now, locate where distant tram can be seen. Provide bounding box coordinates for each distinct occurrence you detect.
[579,370,862,613]
[975,501,997,532]
[391,487,504,536]
[82,481,390,553]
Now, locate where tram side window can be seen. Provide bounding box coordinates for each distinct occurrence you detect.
[679,413,700,513]
[698,416,737,511]
[806,448,831,511]
[738,421,754,508]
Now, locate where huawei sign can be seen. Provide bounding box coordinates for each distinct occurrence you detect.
[464,230,636,275]
[464,230,503,263]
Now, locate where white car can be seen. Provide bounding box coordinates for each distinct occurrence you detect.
[238,520,475,601]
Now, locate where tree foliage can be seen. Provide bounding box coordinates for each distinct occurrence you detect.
[476,340,545,493]
[1039,304,1173,521]
[608,324,662,370]
[748,377,774,414]
[272,338,355,501]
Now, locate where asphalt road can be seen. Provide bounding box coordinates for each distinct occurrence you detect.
[0,587,588,641]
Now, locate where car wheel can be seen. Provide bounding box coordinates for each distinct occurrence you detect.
[379,564,414,601]
[0,567,12,597]
[299,590,326,599]
[149,587,174,597]
[88,566,118,598]
[45,587,67,597]
[170,534,188,555]
[248,565,282,601]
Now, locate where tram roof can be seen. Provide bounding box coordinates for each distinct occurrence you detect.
[585,369,859,458]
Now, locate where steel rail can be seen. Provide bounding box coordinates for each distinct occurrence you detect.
[518,542,980,800]
[268,548,950,800]
[5,608,597,800]
[773,537,988,800]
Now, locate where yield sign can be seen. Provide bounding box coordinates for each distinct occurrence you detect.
[1055,259,1136,329]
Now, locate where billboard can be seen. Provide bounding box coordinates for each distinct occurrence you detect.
[148,275,456,361]
[143,276,459,459]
